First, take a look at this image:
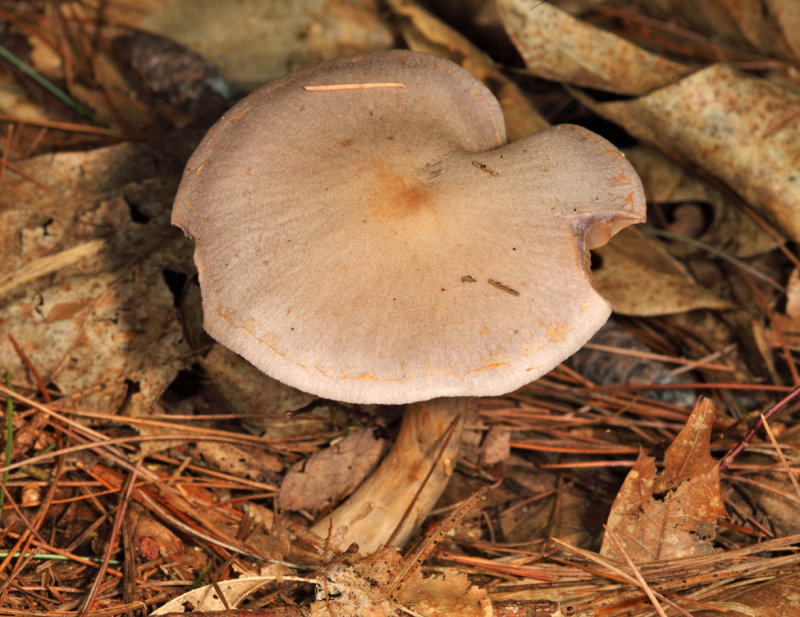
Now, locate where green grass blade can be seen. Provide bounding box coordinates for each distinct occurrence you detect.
[0,42,103,125]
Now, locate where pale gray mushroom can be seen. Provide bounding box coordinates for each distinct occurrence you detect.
[172,50,646,555]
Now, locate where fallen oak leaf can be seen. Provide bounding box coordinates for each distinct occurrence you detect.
[601,397,726,562]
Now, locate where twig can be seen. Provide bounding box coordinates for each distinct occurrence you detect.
[79,457,141,616]
[720,384,800,471]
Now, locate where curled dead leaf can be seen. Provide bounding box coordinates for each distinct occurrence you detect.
[601,397,726,562]
[593,227,732,316]
[580,64,800,243]
[625,146,778,258]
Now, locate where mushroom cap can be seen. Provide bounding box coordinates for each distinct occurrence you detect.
[173,50,645,405]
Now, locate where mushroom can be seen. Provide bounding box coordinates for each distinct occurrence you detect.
[172,50,646,555]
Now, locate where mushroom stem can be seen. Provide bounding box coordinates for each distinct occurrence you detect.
[311,397,472,555]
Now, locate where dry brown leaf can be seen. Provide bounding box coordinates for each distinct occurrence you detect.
[696,571,800,616]
[711,0,789,57]
[200,344,317,439]
[398,568,490,617]
[593,227,732,316]
[626,146,777,258]
[196,441,281,483]
[579,64,800,243]
[480,425,511,466]
[136,0,393,88]
[27,29,64,79]
[766,268,800,350]
[646,0,796,61]
[152,574,310,614]
[503,482,599,549]
[153,546,489,616]
[496,0,692,95]
[743,472,800,536]
[461,405,511,467]
[767,0,800,62]
[601,398,726,562]
[310,548,489,617]
[126,502,184,561]
[0,74,51,121]
[387,0,549,140]
[243,501,275,532]
[68,50,155,132]
[310,548,401,616]
[788,268,800,319]
[279,428,388,511]
[0,138,196,416]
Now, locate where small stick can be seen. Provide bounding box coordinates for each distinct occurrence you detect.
[719,384,800,471]
[79,458,141,617]
[487,279,520,296]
